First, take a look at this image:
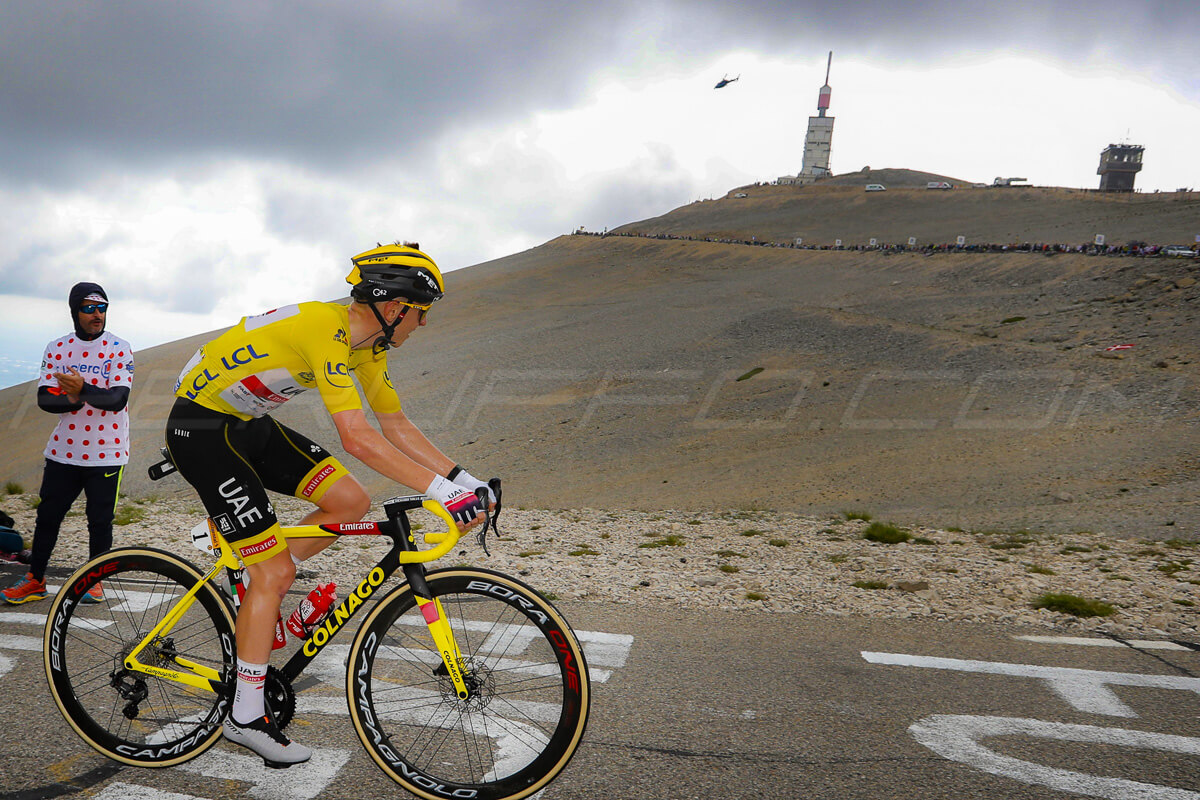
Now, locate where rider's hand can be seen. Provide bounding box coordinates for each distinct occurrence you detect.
[426,475,486,531]
[450,467,497,507]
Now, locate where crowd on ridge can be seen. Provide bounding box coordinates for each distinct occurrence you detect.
[571,229,1199,258]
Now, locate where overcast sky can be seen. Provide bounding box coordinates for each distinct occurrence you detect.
[1,1,1198,388]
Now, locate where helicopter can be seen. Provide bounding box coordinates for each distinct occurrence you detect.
[714,74,740,89]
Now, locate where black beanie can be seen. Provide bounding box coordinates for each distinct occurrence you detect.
[69,282,108,341]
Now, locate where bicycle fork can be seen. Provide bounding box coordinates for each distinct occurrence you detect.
[405,564,471,700]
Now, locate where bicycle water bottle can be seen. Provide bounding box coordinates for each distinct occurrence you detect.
[286,582,338,640]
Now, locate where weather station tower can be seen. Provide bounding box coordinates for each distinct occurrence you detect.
[794,52,835,185]
[1097,142,1144,192]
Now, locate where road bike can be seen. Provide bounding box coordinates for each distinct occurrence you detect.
[42,453,590,800]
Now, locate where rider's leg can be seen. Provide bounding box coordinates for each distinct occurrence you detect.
[233,544,295,722]
[236,545,296,663]
[287,473,371,561]
[225,534,310,765]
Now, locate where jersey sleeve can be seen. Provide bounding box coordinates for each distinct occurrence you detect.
[109,339,134,388]
[353,352,403,415]
[292,307,366,416]
[37,344,57,389]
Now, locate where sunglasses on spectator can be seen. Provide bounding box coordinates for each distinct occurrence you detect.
[79,303,108,314]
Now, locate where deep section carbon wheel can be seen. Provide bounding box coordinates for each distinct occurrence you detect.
[44,547,236,767]
[347,568,590,800]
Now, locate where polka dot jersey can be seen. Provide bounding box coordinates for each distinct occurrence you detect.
[39,333,134,466]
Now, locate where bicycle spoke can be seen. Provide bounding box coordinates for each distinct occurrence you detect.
[45,549,234,767]
[349,569,589,800]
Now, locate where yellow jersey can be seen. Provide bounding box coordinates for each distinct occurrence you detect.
[174,302,401,420]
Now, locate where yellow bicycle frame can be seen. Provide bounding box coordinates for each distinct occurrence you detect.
[122,500,472,698]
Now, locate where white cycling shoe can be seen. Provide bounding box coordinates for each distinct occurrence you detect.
[223,714,312,768]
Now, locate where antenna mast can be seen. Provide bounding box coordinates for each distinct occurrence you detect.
[817,51,832,117]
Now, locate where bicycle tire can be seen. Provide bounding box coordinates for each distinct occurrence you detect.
[44,547,236,767]
[346,568,590,800]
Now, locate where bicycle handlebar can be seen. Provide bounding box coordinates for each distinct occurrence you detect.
[376,477,502,561]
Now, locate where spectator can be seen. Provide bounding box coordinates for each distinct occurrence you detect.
[3,283,134,605]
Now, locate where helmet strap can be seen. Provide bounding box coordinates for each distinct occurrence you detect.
[367,301,406,354]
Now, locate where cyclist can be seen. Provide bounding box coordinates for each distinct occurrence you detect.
[165,242,494,768]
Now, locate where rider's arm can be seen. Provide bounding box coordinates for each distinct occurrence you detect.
[331,408,441,492]
[375,408,456,477]
[351,348,457,480]
[332,408,486,529]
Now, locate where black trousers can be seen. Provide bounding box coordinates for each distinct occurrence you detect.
[29,458,123,581]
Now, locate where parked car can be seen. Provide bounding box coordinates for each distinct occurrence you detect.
[733,192,748,198]
[926,181,952,190]
[865,184,886,192]
[1162,245,1197,257]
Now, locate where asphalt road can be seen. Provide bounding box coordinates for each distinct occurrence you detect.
[1,575,1198,800]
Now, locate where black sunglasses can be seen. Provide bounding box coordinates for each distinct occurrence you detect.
[79,303,108,314]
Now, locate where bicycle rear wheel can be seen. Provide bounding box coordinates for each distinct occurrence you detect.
[44,547,236,767]
[347,568,590,800]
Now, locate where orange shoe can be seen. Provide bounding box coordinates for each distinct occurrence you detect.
[2,572,47,605]
[80,581,104,604]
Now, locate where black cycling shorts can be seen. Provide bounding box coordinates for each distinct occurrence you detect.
[165,397,350,565]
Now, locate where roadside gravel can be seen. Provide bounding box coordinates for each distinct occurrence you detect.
[5,493,1197,639]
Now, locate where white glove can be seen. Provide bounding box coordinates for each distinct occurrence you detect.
[426,475,485,527]
[451,468,497,505]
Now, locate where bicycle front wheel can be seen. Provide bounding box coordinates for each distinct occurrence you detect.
[347,568,590,800]
[44,547,236,767]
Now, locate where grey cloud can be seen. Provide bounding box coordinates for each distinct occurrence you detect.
[2,1,1196,186]
[123,255,226,315]
[2,0,1196,297]
[263,190,353,246]
[0,2,640,180]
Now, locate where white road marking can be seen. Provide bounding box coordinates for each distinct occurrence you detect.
[576,629,635,668]
[181,746,351,800]
[910,714,1200,800]
[298,694,551,780]
[0,633,41,652]
[300,684,565,723]
[94,783,202,800]
[3,610,113,630]
[2,600,631,800]
[1015,635,1192,651]
[389,614,634,667]
[862,651,1200,718]
[301,635,621,685]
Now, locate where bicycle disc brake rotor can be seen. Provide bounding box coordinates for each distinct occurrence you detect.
[264,666,296,730]
[436,656,497,712]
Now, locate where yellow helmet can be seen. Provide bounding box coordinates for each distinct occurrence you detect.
[346,243,444,305]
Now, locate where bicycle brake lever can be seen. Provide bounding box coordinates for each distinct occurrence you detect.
[474,487,492,556]
[487,478,503,536]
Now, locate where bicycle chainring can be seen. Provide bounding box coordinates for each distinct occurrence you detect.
[264,666,296,730]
